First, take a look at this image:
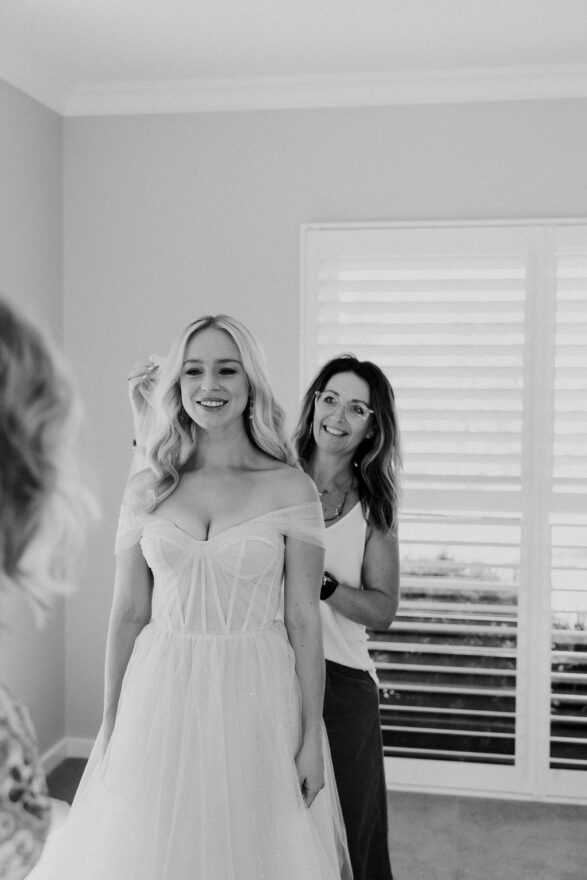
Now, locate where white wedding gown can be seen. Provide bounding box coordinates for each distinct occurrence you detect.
[30,502,351,880]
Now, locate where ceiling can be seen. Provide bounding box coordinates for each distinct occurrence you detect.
[1,0,586,116]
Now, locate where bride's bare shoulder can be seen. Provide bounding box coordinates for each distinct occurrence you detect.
[269,464,319,507]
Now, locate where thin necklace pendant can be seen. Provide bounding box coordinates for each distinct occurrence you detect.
[323,506,344,523]
[319,479,353,522]
[322,501,345,522]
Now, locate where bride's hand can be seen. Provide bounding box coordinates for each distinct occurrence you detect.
[127,357,161,445]
[295,735,324,808]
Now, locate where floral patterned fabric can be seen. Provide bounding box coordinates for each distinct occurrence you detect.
[0,683,51,880]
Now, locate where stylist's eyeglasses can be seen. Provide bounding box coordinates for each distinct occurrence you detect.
[314,391,373,423]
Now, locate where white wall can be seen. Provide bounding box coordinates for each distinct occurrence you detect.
[0,78,65,755]
[61,97,587,739]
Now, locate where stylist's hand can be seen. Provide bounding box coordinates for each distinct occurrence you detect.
[295,734,324,808]
[127,356,161,446]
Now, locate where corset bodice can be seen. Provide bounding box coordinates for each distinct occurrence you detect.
[141,514,285,633]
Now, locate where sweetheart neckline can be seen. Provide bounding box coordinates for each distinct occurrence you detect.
[145,502,320,544]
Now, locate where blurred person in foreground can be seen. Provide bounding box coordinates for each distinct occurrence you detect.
[0,297,95,880]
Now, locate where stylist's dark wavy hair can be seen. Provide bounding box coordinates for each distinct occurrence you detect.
[294,355,401,533]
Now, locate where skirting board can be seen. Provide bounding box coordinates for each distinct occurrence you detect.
[41,737,95,774]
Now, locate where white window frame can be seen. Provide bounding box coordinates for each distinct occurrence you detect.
[300,219,587,804]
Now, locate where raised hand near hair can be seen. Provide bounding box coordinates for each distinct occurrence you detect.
[127,355,161,449]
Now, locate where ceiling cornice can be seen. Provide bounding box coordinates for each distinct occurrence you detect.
[60,63,587,117]
[2,57,587,117]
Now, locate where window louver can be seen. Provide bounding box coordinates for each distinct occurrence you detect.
[303,222,587,799]
[550,232,587,774]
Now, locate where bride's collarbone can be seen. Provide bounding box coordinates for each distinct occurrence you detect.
[177,467,283,499]
[180,457,289,484]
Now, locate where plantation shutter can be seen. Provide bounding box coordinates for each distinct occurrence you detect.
[549,227,587,776]
[302,222,587,798]
[306,230,528,508]
[303,224,534,769]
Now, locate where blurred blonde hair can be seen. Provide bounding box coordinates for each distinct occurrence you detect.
[137,315,295,510]
[0,298,97,615]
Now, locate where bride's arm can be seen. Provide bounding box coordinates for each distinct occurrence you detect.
[284,529,326,808]
[102,543,153,746]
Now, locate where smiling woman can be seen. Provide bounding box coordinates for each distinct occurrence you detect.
[135,314,296,511]
[294,354,402,880]
[179,332,250,427]
[29,315,352,880]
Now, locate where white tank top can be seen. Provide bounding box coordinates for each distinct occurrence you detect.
[321,502,377,680]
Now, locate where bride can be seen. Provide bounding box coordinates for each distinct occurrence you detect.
[30,315,351,880]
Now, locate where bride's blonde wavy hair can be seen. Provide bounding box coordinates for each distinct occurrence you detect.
[136,315,296,511]
[0,298,97,617]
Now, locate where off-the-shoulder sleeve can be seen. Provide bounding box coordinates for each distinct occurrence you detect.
[271,502,325,549]
[114,480,148,555]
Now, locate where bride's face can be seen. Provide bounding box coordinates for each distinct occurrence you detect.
[179,328,249,430]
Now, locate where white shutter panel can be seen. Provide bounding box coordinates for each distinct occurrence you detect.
[303,225,534,771]
[552,243,587,502]
[317,257,525,497]
[303,222,587,797]
[304,226,533,514]
[549,228,587,776]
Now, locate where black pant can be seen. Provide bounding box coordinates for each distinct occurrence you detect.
[323,660,393,880]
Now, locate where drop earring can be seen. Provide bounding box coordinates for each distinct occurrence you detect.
[248,399,254,420]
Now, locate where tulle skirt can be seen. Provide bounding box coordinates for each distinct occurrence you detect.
[29,620,351,880]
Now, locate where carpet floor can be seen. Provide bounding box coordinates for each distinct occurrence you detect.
[387,789,587,880]
[47,760,586,880]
